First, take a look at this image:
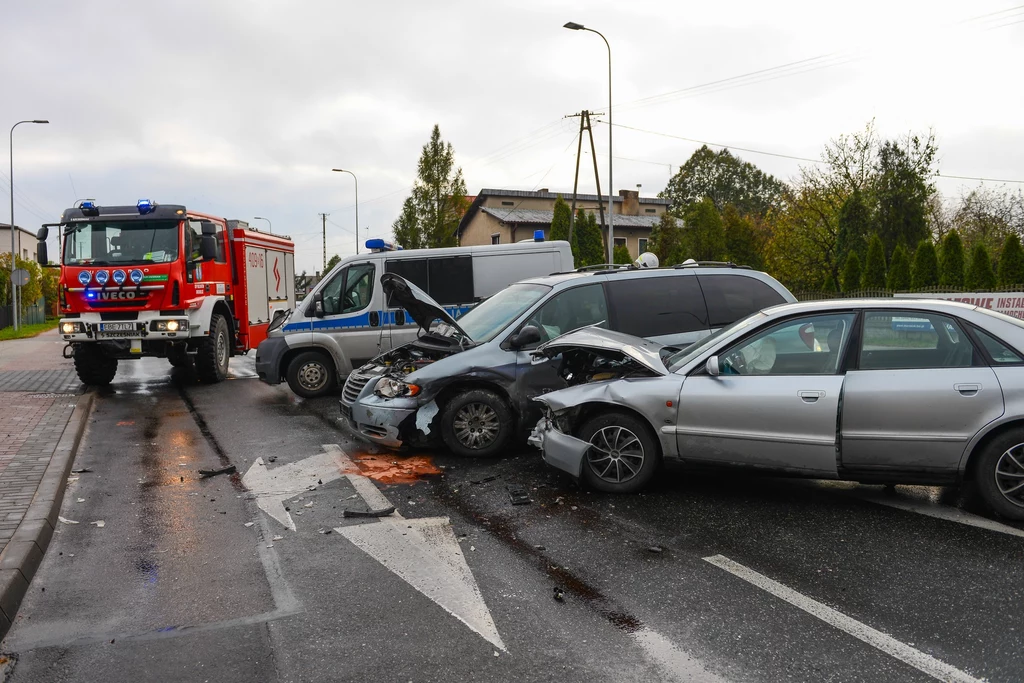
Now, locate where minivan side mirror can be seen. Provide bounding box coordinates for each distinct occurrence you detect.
[510,324,542,349]
[705,356,720,376]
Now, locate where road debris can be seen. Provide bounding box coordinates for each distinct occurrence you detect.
[71,468,92,474]
[471,475,499,485]
[272,535,283,541]
[58,516,79,525]
[90,520,105,528]
[76,498,85,503]
[534,545,546,551]
[317,528,333,535]
[303,501,313,508]
[553,587,565,602]
[647,545,664,553]
[507,486,531,505]
[244,522,255,528]
[198,465,237,478]
[343,505,396,518]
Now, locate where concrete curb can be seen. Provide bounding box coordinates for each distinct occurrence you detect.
[0,390,95,639]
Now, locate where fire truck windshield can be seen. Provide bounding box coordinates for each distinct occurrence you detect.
[63,220,180,266]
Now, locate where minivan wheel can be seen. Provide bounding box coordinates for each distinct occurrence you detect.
[286,351,336,399]
[441,389,513,458]
[577,412,660,494]
[974,428,1024,520]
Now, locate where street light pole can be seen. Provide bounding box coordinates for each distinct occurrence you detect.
[253,216,272,233]
[9,119,49,331]
[564,22,613,264]
[331,168,359,255]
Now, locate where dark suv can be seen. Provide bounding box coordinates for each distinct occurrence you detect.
[340,264,796,457]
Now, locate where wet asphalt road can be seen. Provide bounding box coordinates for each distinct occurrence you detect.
[1,354,1022,682]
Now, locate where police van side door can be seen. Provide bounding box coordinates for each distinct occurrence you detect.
[315,261,383,370]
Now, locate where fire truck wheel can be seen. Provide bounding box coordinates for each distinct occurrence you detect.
[286,351,336,398]
[73,345,118,386]
[197,314,230,383]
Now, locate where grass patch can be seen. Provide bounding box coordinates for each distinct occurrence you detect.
[0,318,60,341]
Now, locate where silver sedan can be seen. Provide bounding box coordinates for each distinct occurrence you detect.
[528,299,1024,521]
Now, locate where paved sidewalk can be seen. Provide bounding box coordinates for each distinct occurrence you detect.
[0,329,90,635]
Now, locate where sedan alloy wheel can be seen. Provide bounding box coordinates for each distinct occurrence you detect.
[587,426,645,484]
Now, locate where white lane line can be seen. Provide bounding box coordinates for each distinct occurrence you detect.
[703,555,984,683]
[630,627,729,683]
[847,489,1024,539]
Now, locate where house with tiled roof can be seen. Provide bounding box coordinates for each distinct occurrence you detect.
[457,188,669,259]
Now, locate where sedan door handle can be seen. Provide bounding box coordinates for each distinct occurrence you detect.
[798,390,825,403]
[954,383,980,397]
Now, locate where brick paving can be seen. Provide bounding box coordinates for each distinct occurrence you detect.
[0,330,87,556]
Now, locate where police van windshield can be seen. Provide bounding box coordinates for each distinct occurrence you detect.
[455,283,551,343]
[63,220,180,266]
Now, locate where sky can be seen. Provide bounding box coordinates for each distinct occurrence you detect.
[4,0,1024,275]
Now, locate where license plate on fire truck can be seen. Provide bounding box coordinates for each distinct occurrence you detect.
[100,323,135,332]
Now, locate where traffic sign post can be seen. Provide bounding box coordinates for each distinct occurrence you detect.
[12,268,29,285]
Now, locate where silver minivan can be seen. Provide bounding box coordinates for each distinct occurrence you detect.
[255,239,574,398]
[340,263,795,457]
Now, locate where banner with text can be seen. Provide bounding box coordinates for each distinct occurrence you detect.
[902,292,1024,320]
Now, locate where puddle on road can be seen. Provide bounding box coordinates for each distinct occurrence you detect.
[346,453,442,484]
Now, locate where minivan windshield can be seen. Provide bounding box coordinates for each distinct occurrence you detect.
[455,283,551,343]
[665,312,766,372]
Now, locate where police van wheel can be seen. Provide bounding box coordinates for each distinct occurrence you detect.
[197,314,230,384]
[441,389,513,458]
[73,345,117,386]
[286,351,336,398]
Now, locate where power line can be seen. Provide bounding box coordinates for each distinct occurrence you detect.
[602,121,824,164]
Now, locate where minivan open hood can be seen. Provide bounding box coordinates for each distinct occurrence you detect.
[380,273,469,339]
[535,327,669,376]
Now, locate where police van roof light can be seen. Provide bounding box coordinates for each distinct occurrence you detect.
[365,238,399,252]
[534,230,544,242]
[137,199,155,214]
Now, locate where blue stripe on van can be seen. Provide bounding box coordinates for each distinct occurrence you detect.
[281,306,472,333]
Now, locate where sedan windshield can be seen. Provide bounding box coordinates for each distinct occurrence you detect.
[665,312,766,372]
[63,220,180,266]
[455,283,551,343]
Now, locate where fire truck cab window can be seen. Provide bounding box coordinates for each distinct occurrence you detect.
[63,220,180,266]
[321,263,375,316]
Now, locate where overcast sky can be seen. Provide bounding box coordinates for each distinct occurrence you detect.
[4,0,1024,274]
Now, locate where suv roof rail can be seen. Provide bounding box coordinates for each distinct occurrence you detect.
[672,260,751,270]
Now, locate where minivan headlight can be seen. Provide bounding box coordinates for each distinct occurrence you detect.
[375,378,420,399]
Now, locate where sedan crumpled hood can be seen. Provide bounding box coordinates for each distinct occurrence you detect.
[381,273,469,340]
[534,326,668,376]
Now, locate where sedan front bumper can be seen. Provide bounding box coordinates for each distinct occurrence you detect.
[529,417,590,479]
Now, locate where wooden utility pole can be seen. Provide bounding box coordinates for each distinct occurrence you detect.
[564,110,606,250]
[318,213,329,271]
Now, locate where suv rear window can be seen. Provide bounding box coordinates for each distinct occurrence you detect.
[607,275,709,337]
[698,274,786,327]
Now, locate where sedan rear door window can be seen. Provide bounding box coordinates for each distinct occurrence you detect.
[859,311,975,369]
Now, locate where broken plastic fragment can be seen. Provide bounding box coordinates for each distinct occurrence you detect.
[198,465,236,478]
[58,516,79,525]
[553,587,565,602]
[76,498,85,503]
[303,501,313,508]
[342,505,396,518]
[90,520,105,528]
[272,535,284,541]
[244,522,255,528]
[71,468,92,474]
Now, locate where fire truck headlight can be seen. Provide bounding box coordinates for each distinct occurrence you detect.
[61,322,77,334]
[166,320,180,332]
[151,319,188,332]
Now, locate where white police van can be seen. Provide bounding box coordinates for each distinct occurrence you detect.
[255,237,574,398]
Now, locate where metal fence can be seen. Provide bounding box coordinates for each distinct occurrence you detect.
[793,285,1024,302]
[0,297,47,330]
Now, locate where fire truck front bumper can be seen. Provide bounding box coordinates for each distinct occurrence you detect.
[59,312,194,343]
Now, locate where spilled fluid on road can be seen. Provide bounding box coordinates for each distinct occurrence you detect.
[345,453,442,484]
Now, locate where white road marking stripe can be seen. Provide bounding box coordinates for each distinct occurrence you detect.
[847,489,1024,539]
[630,627,729,683]
[703,555,984,683]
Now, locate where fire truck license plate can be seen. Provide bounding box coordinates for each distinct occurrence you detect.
[100,323,135,331]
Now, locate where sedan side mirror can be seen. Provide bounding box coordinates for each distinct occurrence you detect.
[510,324,542,349]
[705,356,721,376]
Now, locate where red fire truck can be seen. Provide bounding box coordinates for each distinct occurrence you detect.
[37,200,295,385]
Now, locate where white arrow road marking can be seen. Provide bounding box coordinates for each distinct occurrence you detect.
[338,516,507,652]
[242,450,352,531]
[243,444,505,651]
[704,555,984,683]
